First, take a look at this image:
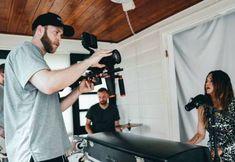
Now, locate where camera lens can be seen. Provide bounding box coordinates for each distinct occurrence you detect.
[100,49,121,67]
[111,49,121,64]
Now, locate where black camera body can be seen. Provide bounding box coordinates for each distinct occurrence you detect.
[81,32,121,69]
[80,32,125,97]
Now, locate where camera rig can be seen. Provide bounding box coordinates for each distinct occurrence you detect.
[80,32,125,98]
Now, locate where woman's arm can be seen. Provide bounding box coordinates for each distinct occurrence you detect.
[187,107,206,144]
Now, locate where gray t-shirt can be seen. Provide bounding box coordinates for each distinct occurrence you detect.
[4,42,70,162]
[0,85,4,128]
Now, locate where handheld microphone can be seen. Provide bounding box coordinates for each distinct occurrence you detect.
[118,75,126,96]
[185,94,210,111]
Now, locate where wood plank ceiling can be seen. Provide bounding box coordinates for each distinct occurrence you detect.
[0,0,202,43]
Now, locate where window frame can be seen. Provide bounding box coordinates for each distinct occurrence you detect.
[70,53,117,135]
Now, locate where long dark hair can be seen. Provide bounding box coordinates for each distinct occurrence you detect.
[204,70,234,110]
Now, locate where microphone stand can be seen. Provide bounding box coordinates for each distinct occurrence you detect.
[206,106,220,162]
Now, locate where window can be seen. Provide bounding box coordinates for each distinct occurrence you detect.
[70,54,116,135]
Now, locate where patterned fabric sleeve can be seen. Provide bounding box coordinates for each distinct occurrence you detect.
[220,98,235,161]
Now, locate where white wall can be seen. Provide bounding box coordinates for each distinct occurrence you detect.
[116,27,173,139]
[116,0,235,141]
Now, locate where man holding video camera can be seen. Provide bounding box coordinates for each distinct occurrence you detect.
[4,12,112,162]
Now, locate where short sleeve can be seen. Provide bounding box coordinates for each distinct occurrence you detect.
[86,106,94,120]
[9,42,49,89]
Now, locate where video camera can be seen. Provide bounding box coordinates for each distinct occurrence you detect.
[80,32,125,98]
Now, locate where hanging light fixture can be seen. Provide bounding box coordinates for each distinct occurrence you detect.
[111,0,136,35]
[111,0,135,12]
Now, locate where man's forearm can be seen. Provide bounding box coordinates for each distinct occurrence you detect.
[31,49,112,94]
[60,88,81,112]
[85,125,93,134]
[43,59,92,93]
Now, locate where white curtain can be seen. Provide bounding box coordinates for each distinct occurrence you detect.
[173,11,235,144]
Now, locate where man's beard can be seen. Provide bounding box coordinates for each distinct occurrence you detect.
[41,29,54,53]
[100,100,108,106]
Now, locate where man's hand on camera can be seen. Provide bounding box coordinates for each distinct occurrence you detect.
[78,79,94,94]
[88,49,112,68]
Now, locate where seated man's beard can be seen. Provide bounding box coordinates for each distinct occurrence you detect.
[100,101,107,105]
[41,32,54,53]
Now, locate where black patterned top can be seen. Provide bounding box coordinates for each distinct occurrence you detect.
[206,98,235,162]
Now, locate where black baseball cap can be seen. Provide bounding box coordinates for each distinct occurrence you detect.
[32,12,74,37]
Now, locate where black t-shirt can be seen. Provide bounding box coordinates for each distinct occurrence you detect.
[86,103,120,133]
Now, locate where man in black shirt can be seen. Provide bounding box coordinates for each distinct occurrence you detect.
[85,88,121,134]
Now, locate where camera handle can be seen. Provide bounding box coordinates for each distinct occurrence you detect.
[206,107,220,162]
[85,47,95,55]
